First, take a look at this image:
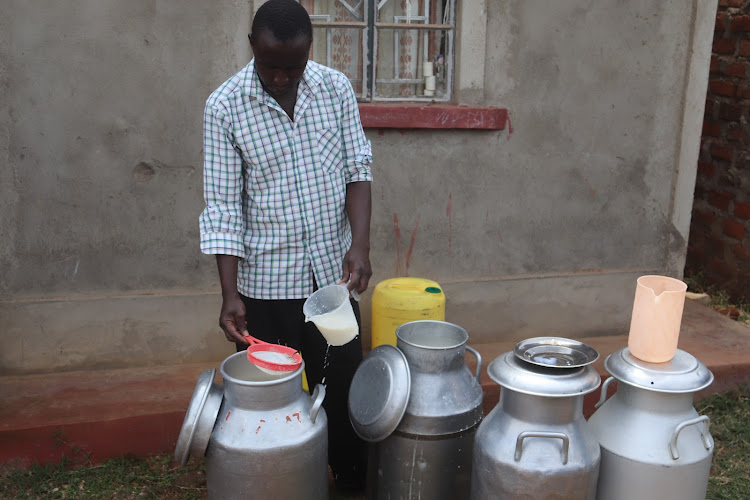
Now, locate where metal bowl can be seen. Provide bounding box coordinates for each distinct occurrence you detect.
[514,337,599,369]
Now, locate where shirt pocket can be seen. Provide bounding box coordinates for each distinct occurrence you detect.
[316,120,343,176]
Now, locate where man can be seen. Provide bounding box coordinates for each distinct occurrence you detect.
[199,0,371,494]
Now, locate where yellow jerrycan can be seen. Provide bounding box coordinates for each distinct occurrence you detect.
[371,277,445,348]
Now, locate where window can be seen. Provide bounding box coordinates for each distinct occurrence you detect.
[299,0,456,102]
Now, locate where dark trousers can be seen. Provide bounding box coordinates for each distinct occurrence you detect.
[237,294,367,488]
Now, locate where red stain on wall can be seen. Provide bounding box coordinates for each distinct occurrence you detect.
[292,412,301,423]
[405,214,421,276]
[446,193,453,254]
[225,411,231,421]
[394,214,403,276]
[505,113,513,140]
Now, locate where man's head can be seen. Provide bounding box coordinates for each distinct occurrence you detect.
[250,0,313,46]
[249,0,313,100]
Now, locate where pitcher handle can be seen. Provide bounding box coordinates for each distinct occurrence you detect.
[310,384,326,424]
[595,376,617,409]
[669,415,713,460]
[515,431,570,465]
[465,346,482,384]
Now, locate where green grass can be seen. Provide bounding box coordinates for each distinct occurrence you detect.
[0,454,206,500]
[699,386,750,500]
[1,388,748,499]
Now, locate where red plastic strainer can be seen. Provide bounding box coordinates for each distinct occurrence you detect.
[245,335,302,375]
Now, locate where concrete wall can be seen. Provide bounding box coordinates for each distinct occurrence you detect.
[0,0,717,374]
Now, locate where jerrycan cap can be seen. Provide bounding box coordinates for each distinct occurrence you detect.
[348,344,411,442]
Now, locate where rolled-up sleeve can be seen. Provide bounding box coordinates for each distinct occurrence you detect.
[199,101,246,257]
[338,78,373,184]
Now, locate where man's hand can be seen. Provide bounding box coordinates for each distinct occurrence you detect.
[344,181,372,294]
[219,293,250,344]
[342,244,372,295]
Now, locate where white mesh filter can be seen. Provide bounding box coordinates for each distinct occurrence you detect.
[249,350,298,375]
[252,350,295,365]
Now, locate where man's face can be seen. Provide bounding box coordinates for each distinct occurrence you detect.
[251,30,310,100]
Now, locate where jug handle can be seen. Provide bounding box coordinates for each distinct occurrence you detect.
[514,431,570,465]
[594,376,617,409]
[465,346,482,384]
[669,415,713,460]
[310,384,326,424]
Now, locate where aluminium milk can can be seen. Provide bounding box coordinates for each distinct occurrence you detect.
[587,347,714,500]
[349,320,483,499]
[174,351,328,499]
[471,337,601,500]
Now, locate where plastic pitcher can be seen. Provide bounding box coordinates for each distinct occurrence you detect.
[627,275,688,363]
[303,284,359,346]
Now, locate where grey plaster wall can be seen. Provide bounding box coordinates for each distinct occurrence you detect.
[0,0,717,374]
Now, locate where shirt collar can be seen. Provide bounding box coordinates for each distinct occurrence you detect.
[243,59,324,102]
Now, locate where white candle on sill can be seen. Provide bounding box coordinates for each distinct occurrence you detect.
[424,75,436,91]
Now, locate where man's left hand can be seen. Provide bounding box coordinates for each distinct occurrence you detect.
[342,244,372,295]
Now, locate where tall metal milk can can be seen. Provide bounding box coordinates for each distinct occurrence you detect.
[471,337,602,499]
[348,320,484,499]
[587,347,714,500]
[174,352,328,499]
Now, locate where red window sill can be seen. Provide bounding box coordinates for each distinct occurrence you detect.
[358,103,508,130]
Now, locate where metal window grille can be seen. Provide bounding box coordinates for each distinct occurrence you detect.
[300,0,455,102]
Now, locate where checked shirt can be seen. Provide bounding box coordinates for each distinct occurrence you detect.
[199,60,372,300]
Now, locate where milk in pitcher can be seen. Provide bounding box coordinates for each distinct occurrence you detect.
[312,310,358,346]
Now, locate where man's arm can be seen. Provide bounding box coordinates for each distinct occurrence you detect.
[216,255,250,344]
[199,99,249,344]
[343,181,372,294]
[336,75,373,294]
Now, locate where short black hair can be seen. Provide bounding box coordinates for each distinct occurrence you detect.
[250,0,313,45]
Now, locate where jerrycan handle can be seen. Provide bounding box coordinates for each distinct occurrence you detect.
[465,346,482,384]
[669,415,713,460]
[310,384,326,424]
[515,431,570,465]
[595,376,617,409]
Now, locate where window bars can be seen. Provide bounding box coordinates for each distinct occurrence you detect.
[300,0,455,101]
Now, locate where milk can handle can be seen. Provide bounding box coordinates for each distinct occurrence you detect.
[465,346,482,384]
[669,415,713,460]
[595,376,617,409]
[514,431,570,465]
[310,384,326,424]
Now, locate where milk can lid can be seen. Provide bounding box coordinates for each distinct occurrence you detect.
[605,348,714,393]
[348,344,411,442]
[174,368,223,466]
[488,351,601,397]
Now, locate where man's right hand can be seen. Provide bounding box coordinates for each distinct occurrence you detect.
[219,294,250,344]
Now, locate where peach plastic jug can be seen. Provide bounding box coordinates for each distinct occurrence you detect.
[627,275,687,363]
